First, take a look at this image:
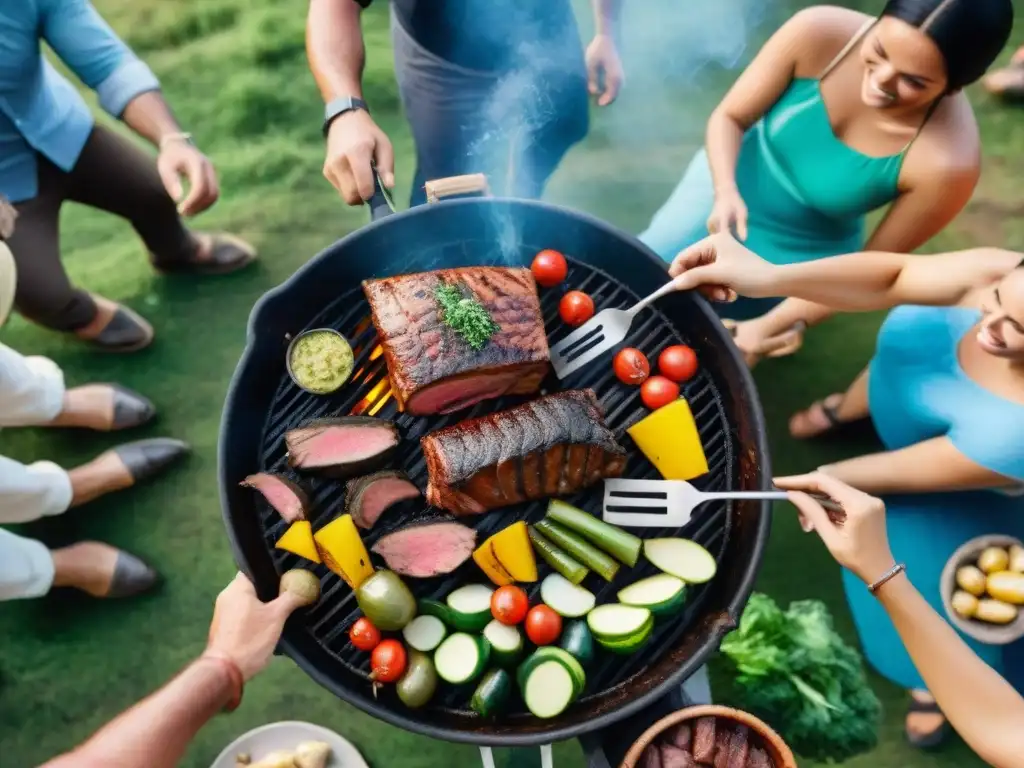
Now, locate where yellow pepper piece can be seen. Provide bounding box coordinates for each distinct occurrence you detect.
[313,514,374,589]
[473,542,515,586]
[627,398,709,481]
[474,521,538,585]
[276,520,321,564]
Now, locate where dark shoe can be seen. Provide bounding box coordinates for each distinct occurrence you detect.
[905,695,949,750]
[113,438,190,485]
[109,384,157,431]
[88,305,154,353]
[154,232,256,276]
[105,550,161,598]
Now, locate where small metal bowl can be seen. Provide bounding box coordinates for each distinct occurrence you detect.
[285,328,353,396]
[940,534,1024,645]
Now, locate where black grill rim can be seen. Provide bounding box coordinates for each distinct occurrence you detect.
[218,196,771,747]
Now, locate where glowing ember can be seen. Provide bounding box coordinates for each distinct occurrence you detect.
[351,376,392,416]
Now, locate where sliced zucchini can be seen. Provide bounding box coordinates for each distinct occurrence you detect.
[559,619,596,667]
[417,598,454,625]
[540,573,596,618]
[644,538,717,584]
[470,668,513,718]
[595,616,654,655]
[617,574,687,617]
[402,615,448,653]
[523,661,575,719]
[586,604,652,641]
[483,620,524,668]
[434,633,490,685]
[517,647,586,699]
[445,584,494,632]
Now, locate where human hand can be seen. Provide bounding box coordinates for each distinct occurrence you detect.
[157,137,220,217]
[204,572,306,681]
[774,471,896,585]
[707,189,749,241]
[323,110,395,205]
[722,318,806,368]
[585,34,624,107]
[669,232,777,302]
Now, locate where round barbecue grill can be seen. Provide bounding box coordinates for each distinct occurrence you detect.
[218,178,771,747]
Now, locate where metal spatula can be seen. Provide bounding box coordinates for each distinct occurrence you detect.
[550,277,684,379]
[602,477,845,529]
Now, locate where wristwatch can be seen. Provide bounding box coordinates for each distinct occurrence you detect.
[323,96,369,137]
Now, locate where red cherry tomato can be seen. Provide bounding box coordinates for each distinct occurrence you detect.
[370,639,407,683]
[525,605,563,646]
[531,249,568,287]
[658,345,699,383]
[641,375,680,410]
[559,291,595,327]
[613,348,651,386]
[491,585,529,625]
[349,617,382,652]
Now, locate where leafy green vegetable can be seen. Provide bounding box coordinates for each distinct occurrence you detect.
[718,593,881,763]
[435,282,500,350]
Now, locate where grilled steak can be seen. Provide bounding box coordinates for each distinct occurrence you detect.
[421,389,626,515]
[659,744,696,768]
[371,521,477,577]
[746,746,772,768]
[363,267,549,415]
[285,416,399,478]
[667,723,693,752]
[692,718,717,764]
[240,473,309,522]
[725,726,749,768]
[639,744,663,768]
[345,470,421,529]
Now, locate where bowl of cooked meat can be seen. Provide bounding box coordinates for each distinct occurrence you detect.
[620,705,796,768]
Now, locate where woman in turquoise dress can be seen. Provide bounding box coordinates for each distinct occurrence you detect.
[638,0,1011,330]
[669,232,1024,749]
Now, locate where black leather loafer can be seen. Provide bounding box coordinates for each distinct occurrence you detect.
[112,438,190,485]
[107,384,157,431]
[89,306,154,353]
[154,233,256,276]
[105,550,161,598]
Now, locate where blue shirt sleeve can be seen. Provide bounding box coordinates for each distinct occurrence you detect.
[948,408,1024,484]
[38,0,161,117]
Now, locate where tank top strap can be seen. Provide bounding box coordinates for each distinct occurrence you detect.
[819,19,876,82]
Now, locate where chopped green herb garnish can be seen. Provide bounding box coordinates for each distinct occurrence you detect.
[435,282,500,350]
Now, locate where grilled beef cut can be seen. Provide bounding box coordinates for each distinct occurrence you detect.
[421,389,626,515]
[371,521,477,577]
[345,470,421,529]
[285,416,399,478]
[240,473,309,522]
[363,267,549,415]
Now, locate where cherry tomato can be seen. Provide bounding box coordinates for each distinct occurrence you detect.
[658,345,699,383]
[370,639,407,683]
[641,375,680,410]
[531,249,569,287]
[349,617,382,652]
[613,348,651,386]
[559,291,595,327]
[491,585,529,625]
[525,605,563,646]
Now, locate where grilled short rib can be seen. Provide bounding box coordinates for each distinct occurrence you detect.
[421,389,627,514]
[362,267,550,415]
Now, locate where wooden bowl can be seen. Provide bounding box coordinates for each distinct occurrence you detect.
[940,533,1024,645]
[619,705,796,768]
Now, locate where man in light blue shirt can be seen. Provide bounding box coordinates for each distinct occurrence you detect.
[1,0,256,352]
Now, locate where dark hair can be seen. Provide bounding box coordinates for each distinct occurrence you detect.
[881,0,1014,90]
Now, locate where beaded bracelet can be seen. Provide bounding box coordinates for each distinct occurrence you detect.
[868,563,907,595]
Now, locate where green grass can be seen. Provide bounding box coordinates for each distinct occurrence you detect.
[2,1,1023,766]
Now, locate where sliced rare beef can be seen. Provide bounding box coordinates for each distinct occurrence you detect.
[362,267,550,416]
[285,416,399,478]
[725,726,750,768]
[666,723,692,752]
[691,717,717,764]
[345,470,421,529]
[370,521,477,577]
[240,473,309,522]
[420,389,627,514]
[746,746,772,768]
[659,743,696,768]
[639,743,662,768]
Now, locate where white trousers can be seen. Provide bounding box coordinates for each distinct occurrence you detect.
[0,341,72,600]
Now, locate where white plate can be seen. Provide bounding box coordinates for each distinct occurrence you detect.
[210,721,369,768]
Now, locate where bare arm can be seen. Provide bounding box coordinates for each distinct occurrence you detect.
[41,658,235,768]
[590,0,622,35]
[821,436,1015,495]
[307,0,366,101]
[121,92,186,147]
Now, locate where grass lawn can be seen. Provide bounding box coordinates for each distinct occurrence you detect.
[2,1,1024,766]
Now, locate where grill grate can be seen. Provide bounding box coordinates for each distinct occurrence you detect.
[253,258,735,717]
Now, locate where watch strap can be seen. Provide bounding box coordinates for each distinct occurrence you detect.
[323,97,369,136]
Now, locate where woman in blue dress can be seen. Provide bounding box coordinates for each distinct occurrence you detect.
[669,233,1024,749]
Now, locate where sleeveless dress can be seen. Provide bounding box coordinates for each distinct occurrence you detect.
[848,306,1024,691]
[639,22,908,319]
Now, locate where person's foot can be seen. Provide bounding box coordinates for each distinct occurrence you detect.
[905,690,949,749]
[48,384,156,432]
[51,542,160,598]
[74,294,154,353]
[984,50,1024,100]
[69,438,189,507]
[153,232,256,276]
[788,393,856,439]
